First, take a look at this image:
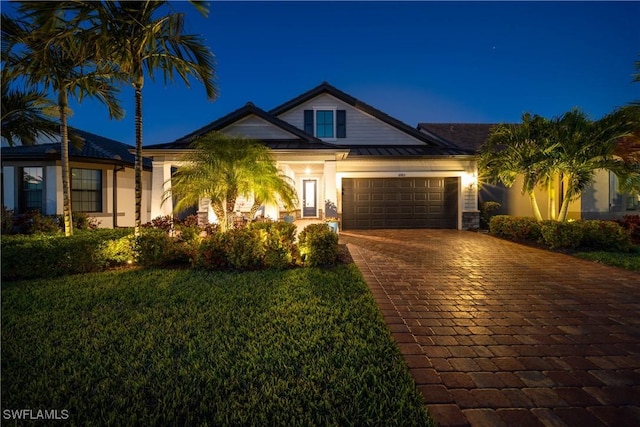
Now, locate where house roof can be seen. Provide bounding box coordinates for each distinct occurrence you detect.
[1,128,151,169]
[346,145,472,157]
[418,123,499,153]
[269,82,466,151]
[144,102,340,150]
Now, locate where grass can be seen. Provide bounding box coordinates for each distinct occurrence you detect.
[574,245,640,271]
[1,265,433,426]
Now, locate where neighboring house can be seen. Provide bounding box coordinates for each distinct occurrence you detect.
[143,82,480,230]
[1,129,152,228]
[419,123,640,220]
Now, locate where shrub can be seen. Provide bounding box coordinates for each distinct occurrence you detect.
[1,229,132,280]
[195,232,229,270]
[576,220,632,252]
[479,201,501,229]
[69,211,100,230]
[142,215,174,233]
[1,205,14,234]
[225,227,265,270]
[298,223,338,267]
[99,235,136,266]
[14,210,60,235]
[251,221,298,269]
[620,215,640,242]
[540,221,583,250]
[489,215,542,241]
[134,228,192,267]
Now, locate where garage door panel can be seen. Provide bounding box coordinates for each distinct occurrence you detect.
[342,177,458,229]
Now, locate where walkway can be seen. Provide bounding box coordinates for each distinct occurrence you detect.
[340,229,640,427]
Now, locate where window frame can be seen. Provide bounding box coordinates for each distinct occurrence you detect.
[304,107,346,141]
[19,166,44,213]
[71,167,103,213]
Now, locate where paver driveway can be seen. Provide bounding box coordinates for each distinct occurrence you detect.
[340,229,640,427]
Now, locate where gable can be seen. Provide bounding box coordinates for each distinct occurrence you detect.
[221,115,299,140]
[276,93,425,146]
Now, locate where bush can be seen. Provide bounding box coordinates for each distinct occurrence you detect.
[142,215,174,233]
[575,220,632,252]
[225,227,265,270]
[1,229,132,281]
[540,221,583,250]
[134,228,193,267]
[100,235,136,266]
[620,215,640,242]
[1,205,14,234]
[195,232,229,270]
[489,215,542,241]
[479,201,501,229]
[14,210,60,235]
[251,221,298,269]
[298,223,339,267]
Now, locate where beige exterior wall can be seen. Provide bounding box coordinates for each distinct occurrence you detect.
[1,160,151,228]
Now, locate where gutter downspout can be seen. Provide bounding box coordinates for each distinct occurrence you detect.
[113,165,125,228]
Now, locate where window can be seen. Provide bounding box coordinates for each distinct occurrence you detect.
[316,110,334,138]
[72,168,102,212]
[21,167,44,212]
[304,109,346,139]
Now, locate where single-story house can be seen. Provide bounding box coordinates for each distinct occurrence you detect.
[419,123,640,220]
[142,82,480,230]
[1,129,153,228]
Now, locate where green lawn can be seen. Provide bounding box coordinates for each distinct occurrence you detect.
[574,246,640,271]
[1,265,433,426]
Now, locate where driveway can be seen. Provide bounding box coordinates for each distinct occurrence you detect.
[340,229,640,427]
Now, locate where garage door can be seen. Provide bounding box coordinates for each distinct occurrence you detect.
[341,178,458,229]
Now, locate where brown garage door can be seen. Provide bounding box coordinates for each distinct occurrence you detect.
[341,178,458,229]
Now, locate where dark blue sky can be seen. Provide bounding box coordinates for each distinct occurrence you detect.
[11,1,640,146]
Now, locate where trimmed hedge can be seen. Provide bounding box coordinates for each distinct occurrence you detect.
[489,215,632,252]
[298,223,339,267]
[540,221,583,250]
[1,229,133,281]
[2,220,339,281]
[489,215,542,241]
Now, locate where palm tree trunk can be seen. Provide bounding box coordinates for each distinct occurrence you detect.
[528,190,543,221]
[134,83,143,236]
[211,201,226,231]
[247,199,263,224]
[226,193,237,230]
[558,175,571,222]
[59,91,73,236]
[548,177,557,220]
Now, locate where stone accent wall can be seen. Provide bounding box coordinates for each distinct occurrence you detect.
[462,211,480,230]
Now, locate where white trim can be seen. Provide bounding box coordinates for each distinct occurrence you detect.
[301,178,318,218]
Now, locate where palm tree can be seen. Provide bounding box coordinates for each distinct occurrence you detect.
[0,69,59,146]
[553,108,640,221]
[246,165,298,224]
[90,1,217,236]
[166,133,298,232]
[2,4,123,236]
[479,113,556,221]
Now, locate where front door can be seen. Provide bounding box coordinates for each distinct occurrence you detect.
[303,179,317,217]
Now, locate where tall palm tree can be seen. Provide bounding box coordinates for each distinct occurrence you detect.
[479,113,556,221]
[553,108,640,221]
[2,4,123,236]
[90,0,217,236]
[0,69,59,146]
[166,133,297,232]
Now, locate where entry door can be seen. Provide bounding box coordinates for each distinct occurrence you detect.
[303,179,317,217]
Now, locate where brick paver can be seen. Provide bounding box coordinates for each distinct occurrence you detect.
[341,229,640,427]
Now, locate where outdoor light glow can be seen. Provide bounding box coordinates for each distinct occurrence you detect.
[305,167,311,175]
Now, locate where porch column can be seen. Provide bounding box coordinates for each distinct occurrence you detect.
[150,158,173,219]
[323,160,337,218]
